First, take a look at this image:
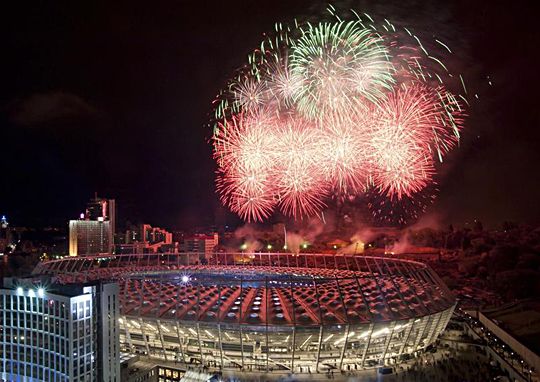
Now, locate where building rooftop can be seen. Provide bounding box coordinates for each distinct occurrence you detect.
[2,275,104,297]
[35,253,455,326]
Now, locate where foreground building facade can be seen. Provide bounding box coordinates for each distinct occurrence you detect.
[35,253,455,374]
[0,277,120,382]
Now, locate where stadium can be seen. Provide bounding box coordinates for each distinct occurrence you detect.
[35,253,455,374]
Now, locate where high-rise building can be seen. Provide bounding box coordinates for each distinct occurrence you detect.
[0,277,120,382]
[118,224,174,254]
[139,224,172,246]
[180,233,218,261]
[85,197,115,226]
[69,220,112,256]
[69,195,116,256]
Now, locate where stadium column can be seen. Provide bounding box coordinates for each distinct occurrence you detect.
[175,322,188,366]
[138,280,151,356]
[239,276,245,370]
[315,326,324,372]
[339,324,350,371]
[381,321,397,365]
[139,317,151,356]
[217,324,224,370]
[196,283,205,367]
[156,274,166,357]
[313,278,325,373]
[360,323,375,368]
[174,280,186,366]
[425,311,444,347]
[393,261,430,354]
[409,269,434,351]
[438,306,455,341]
[239,325,245,370]
[196,323,204,367]
[398,318,415,356]
[414,316,432,351]
[156,319,168,361]
[335,276,350,371]
[380,260,417,362]
[265,276,269,373]
[291,327,297,372]
[289,274,297,373]
[217,283,224,370]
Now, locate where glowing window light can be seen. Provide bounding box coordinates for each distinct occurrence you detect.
[323,334,334,343]
[371,327,390,338]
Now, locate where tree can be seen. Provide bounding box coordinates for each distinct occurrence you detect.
[474,220,483,232]
[516,253,540,270]
[493,269,540,300]
[486,245,520,274]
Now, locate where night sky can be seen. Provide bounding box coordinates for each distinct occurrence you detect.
[1,0,539,230]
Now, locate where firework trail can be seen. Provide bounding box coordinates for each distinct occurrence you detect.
[211,8,466,223]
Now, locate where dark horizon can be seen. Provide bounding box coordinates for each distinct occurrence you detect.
[1,0,539,230]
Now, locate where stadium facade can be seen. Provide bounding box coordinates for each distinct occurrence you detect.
[35,253,455,374]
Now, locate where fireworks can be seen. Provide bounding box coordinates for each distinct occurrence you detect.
[289,20,394,118]
[212,9,466,223]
